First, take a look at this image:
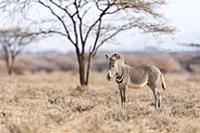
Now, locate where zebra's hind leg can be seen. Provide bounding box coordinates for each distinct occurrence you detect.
[151,86,159,109]
[157,91,161,108]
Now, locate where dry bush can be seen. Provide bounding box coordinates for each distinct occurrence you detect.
[188,64,200,73]
[173,52,200,73]
[29,60,59,73]
[18,53,78,73]
[92,58,107,72]
[93,53,182,73]
[18,55,59,73]
[126,54,182,73]
[185,56,200,73]
[12,62,27,75]
[0,60,26,75]
[127,54,182,73]
[55,59,77,72]
[43,55,77,72]
[0,60,6,74]
[125,54,148,66]
[145,54,182,73]
[0,52,183,74]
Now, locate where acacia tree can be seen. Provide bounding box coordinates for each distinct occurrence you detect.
[0,28,36,75]
[0,0,174,85]
[188,43,200,48]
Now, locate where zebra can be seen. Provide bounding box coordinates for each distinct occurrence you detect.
[105,53,167,108]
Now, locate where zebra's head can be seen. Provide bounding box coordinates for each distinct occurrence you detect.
[105,53,124,81]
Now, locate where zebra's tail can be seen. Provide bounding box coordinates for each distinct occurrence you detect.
[160,73,167,90]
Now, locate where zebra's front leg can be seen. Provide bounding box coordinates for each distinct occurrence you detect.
[122,85,126,108]
[118,85,124,107]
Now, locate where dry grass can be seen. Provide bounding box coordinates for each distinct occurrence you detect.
[0,72,200,133]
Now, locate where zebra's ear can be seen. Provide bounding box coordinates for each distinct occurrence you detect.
[115,54,121,59]
[105,54,110,59]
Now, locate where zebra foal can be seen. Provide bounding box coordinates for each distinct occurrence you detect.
[105,53,167,108]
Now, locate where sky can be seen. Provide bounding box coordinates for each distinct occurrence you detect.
[2,0,200,53]
[164,0,200,45]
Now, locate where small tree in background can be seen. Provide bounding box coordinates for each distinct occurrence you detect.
[0,0,174,85]
[188,43,200,48]
[0,28,36,75]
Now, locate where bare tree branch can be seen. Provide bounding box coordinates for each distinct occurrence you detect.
[38,0,76,45]
[83,1,112,44]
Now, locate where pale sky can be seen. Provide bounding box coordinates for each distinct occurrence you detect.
[2,0,200,52]
[102,0,200,52]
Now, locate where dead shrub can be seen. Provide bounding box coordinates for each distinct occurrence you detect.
[0,60,6,73]
[188,64,200,73]
[40,53,77,72]
[13,63,26,75]
[145,54,182,73]
[93,58,107,72]
[125,55,147,66]
[126,54,181,73]
[18,53,78,73]
[27,58,59,73]
[0,52,182,73]
[0,60,26,75]
[186,56,200,73]
[176,55,200,73]
[93,53,181,73]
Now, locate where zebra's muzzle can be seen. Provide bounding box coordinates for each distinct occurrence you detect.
[107,71,113,81]
[107,74,111,81]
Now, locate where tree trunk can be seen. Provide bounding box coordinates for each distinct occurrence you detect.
[6,57,13,75]
[77,53,87,86]
[6,54,15,75]
[85,53,93,85]
[4,50,12,75]
[76,49,96,86]
[10,54,16,75]
[8,66,12,75]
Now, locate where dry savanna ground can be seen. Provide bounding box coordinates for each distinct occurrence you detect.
[0,72,200,133]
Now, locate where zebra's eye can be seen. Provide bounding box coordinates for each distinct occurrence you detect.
[112,65,114,67]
